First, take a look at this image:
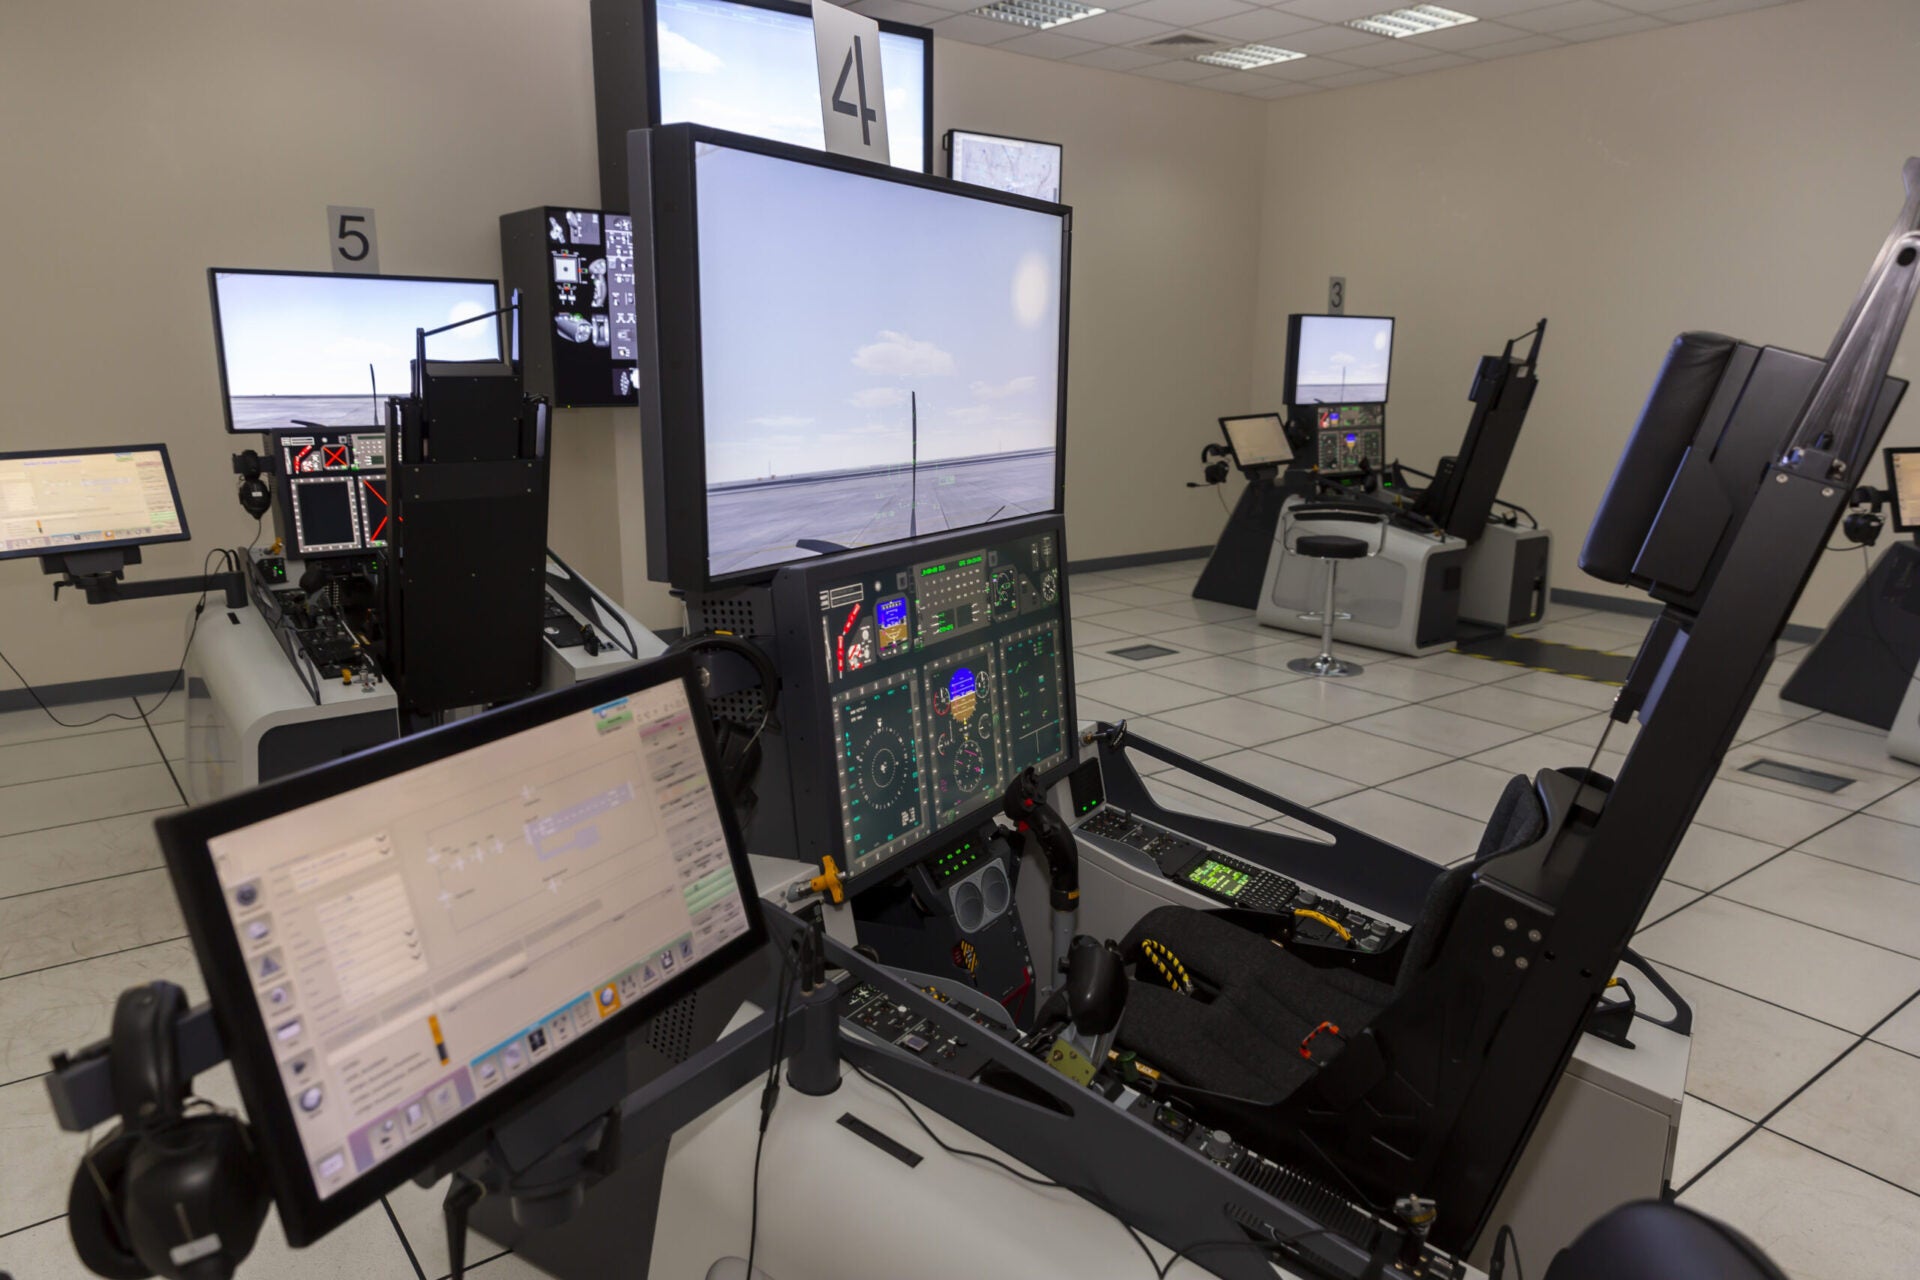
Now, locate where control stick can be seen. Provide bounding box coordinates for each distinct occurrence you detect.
[1000,767,1079,996]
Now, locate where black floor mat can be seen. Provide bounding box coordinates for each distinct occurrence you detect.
[1452,633,1634,685]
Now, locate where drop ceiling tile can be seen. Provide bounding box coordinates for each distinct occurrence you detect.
[1248,78,1323,98]
[1136,57,1231,79]
[1194,8,1322,41]
[1606,0,1715,10]
[1196,68,1292,91]
[1555,12,1666,37]
[1326,35,1445,65]
[848,0,951,23]
[1392,17,1529,49]
[897,0,992,11]
[1465,31,1568,55]
[1125,0,1258,24]
[1658,0,1789,18]
[1503,0,1639,32]
[1435,0,1581,15]
[1252,52,1353,78]
[1059,9,1179,41]
[1278,0,1392,21]
[1275,22,1384,53]
[931,13,1025,42]
[1313,65,1397,86]
[997,29,1102,55]
[1068,43,1173,67]
[1389,50,1476,72]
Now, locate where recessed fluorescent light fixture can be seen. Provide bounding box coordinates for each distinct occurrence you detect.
[1347,4,1478,38]
[1193,43,1304,70]
[971,0,1106,30]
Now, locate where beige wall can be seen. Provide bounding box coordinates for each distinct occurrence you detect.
[1253,0,1920,626]
[0,0,1264,688]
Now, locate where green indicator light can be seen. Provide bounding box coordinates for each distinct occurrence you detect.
[921,564,947,576]
[956,555,984,568]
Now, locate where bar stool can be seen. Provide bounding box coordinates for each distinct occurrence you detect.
[1282,502,1388,677]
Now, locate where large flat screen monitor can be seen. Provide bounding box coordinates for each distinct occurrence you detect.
[1219,413,1291,469]
[771,516,1074,883]
[946,129,1062,203]
[0,445,190,562]
[634,124,1070,590]
[1285,314,1395,406]
[650,0,931,173]
[156,657,764,1244]
[210,270,503,434]
[1889,447,1920,534]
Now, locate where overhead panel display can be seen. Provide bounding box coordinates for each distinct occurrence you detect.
[654,0,929,173]
[813,526,1069,877]
[693,140,1065,580]
[210,270,502,434]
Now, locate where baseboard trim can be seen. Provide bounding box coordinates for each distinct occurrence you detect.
[0,670,180,715]
[1067,546,1211,574]
[1550,588,1823,645]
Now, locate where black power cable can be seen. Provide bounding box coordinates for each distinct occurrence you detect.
[744,934,805,1280]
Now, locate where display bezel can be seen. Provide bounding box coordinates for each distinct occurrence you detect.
[1283,313,1396,407]
[0,443,192,563]
[943,127,1064,203]
[1887,446,1920,533]
[632,122,1073,592]
[641,0,936,175]
[1218,413,1292,470]
[769,514,1078,892]
[154,654,769,1247]
[207,267,504,435]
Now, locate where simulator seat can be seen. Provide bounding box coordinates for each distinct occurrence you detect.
[1114,774,1547,1101]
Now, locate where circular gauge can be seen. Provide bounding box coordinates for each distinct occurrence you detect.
[1041,569,1058,602]
[973,710,993,740]
[933,686,951,716]
[952,745,985,792]
[855,725,916,812]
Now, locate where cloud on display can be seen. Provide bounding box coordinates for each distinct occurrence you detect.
[695,145,1062,483]
[852,331,955,378]
[656,0,926,172]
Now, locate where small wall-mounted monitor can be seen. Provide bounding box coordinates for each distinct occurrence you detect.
[155,658,765,1245]
[946,129,1062,204]
[0,445,190,562]
[633,124,1070,590]
[1219,413,1291,470]
[1889,447,1920,533]
[648,0,932,173]
[501,208,642,409]
[1285,314,1395,406]
[210,270,503,434]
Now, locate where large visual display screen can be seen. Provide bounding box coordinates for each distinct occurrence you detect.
[655,0,928,172]
[1288,315,1395,406]
[211,271,502,434]
[813,526,1070,876]
[0,446,189,561]
[192,678,751,1204]
[694,142,1065,580]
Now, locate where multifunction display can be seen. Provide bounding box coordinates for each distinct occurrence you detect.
[819,529,1069,875]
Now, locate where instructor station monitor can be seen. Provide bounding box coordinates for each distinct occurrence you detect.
[210,269,503,434]
[1285,314,1395,406]
[156,662,764,1244]
[1889,447,1920,534]
[0,445,189,561]
[773,517,1074,880]
[633,124,1070,589]
[1219,413,1291,470]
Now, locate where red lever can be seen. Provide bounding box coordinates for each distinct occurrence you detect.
[1299,1021,1341,1060]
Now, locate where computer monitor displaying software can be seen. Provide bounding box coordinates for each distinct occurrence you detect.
[1889,447,1920,533]
[159,665,760,1240]
[0,445,189,561]
[1219,414,1291,469]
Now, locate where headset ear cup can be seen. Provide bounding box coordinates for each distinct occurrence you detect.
[122,1116,269,1280]
[68,1129,152,1280]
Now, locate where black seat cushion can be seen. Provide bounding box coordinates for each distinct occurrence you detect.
[1295,534,1368,560]
[1544,1201,1789,1280]
[1114,775,1548,1100]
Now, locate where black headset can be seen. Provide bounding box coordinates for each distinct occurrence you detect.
[663,632,782,827]
[68,982,269,1280]
[1187,443,1232,488]
[1842,484,1888,547]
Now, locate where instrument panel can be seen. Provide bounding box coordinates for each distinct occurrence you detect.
[811,527,1071,877]
[1313,406,1386,475]
[276,432,391,558]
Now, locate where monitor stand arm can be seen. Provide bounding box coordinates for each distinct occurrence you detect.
[41,545,247,608]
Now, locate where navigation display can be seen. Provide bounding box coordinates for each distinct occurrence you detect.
[812,525,1070,875]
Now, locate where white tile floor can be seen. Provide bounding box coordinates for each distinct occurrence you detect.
[1,555,1917,1278]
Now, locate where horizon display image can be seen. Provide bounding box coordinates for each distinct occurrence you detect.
[695,142,1064,577]
[656,0,927,172]
[1294,315,1394,405]
[213,272,501,433]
